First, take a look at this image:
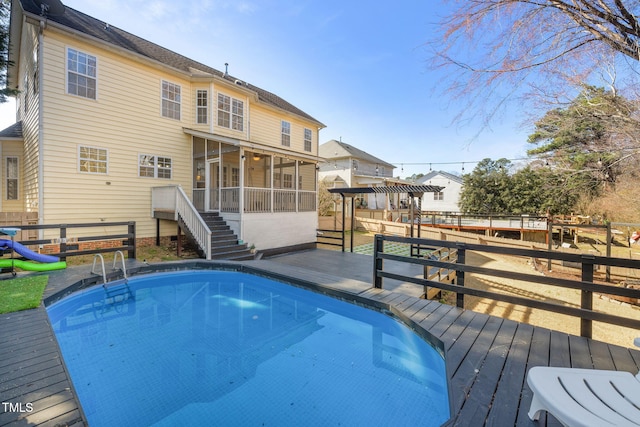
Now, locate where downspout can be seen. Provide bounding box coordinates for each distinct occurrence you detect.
[37,19,45,232]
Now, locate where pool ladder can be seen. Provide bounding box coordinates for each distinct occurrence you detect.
[92,251,133,303]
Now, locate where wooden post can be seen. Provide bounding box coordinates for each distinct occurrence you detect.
[456,242,466,309]
[374,234,383,289]
[341,194,346,252]
[350,195,355,253]
[606,223,611,282]
[59,225,67,262]
[547,221,553,271]
[580,254,595,338]
[128,221,136,260]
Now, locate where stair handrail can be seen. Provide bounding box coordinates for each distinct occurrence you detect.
[174,185,212,259]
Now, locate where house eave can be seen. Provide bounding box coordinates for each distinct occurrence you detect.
[182,128,322,163]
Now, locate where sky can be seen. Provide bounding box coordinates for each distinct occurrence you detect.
[0,0,534,178]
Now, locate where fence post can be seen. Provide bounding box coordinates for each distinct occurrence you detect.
[374,234,383,289]
[606,222,611,282]
[59,225,67,262]
[128,222,136,260]
[456,242,466,308]
[580,254,595,338]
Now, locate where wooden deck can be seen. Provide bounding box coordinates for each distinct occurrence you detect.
[1,249,640,426]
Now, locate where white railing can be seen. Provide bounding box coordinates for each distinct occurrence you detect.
[152,186,211,259]
[244,188,271,213]
[298,191,316,212]
[274,190,296,212]
[221,188,240,212]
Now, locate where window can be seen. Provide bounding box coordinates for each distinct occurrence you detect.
[161,80,181,120]
[281,121,291,147]
[231,167,239,187]
[217,94,244,131]
[283,173,293,189]
[5,157,18,200]
[434,192,444,201]
[67,48,97,99]
[196,90,208,124]
[79,146,108,174]
[139,154,172,179]
[304,128,312,152]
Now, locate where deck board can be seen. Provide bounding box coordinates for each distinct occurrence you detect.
[1,249,640,426]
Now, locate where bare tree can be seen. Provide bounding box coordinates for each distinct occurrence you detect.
[430,1,640,127]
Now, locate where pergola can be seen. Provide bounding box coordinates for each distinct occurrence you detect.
[327,185,444,251]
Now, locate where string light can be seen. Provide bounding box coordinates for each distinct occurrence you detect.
[391,146,640,170]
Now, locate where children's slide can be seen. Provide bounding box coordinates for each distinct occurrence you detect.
[0,239,66,271]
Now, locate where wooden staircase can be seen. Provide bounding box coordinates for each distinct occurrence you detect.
[193,212,254,261]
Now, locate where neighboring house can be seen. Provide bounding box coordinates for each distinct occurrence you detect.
[416,171,463,213]
[318,140,399,209]
[4,0,324,257]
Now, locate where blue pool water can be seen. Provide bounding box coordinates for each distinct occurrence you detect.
[47,270,450,426]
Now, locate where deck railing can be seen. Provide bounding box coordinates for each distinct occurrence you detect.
[244,188,271,213]
[274,189,297,212]
[373,234,640,339]
[221,188,240,212]
[298,190,316,212]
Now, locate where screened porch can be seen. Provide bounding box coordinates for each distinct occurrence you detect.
[191,137,317,214]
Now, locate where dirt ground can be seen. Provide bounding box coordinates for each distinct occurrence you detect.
[337,232,640,349]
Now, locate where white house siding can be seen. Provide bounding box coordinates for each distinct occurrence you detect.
[420,173,462,213]
[17,24,39,214]
[38,31,193,239]
[242,212,317,250]
[250,107,318,157]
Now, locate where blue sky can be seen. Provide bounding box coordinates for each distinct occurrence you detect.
[0,0,533,178]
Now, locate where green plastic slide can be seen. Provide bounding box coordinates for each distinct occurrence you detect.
[0,259,67,271]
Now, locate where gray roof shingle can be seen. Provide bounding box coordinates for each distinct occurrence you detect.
[0,121,22,138]
[18,0,323,126]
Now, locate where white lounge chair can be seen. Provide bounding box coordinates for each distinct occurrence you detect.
[527,365,640,426]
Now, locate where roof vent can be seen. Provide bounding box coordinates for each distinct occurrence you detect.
[34,0,65,17]
[224,63,229,78]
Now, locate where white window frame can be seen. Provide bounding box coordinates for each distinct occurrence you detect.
[304,128,312,152]
[196,90,208,124]
[281,121,291,147]
[79,146,108,174]
[67,47,97,99]
[434,191,444,201]
[217,93,244,131]
[5,157,18,200]
[139,154,172,179]
[161,80,181,120]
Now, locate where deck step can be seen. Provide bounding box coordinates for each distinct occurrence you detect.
[183,212,255,261]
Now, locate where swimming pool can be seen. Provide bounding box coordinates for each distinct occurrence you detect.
[47,270,450,426]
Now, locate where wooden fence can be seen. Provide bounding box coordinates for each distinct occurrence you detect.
[0,221,136,261]
[373,234,640,339]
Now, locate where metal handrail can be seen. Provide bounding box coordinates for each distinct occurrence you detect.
[91,254,107,284]
[113,250,127,280]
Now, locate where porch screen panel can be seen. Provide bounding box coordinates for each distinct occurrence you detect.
[273,156,296,212]
[244,152,271,212]
[298,161,316,211]
[220,144,240,212]
[192,137,206,210]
